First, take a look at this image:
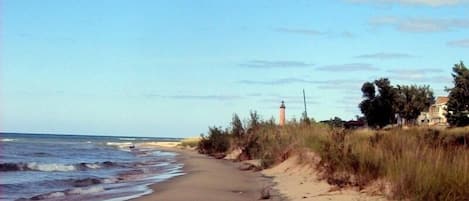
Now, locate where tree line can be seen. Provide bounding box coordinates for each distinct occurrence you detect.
[359,61,469,128]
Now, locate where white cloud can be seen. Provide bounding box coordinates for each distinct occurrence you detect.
[347,0,467,6]
[274,27,324,36]
[387,68,450,83]
[355,52,415,59]
[447,39,469,47]
[239,60,314,68]
[370,16,469,32]
[317,63,380,71]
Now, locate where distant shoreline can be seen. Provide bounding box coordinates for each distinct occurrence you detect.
[0,132,182,140]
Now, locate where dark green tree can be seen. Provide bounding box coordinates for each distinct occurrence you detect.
[329,116,344,128]
[395,85,434,125]
[230,113,244,138]
[248,110,260,130]
[359,78,397,128]
[446,61,469,127]
[197,126,230,155]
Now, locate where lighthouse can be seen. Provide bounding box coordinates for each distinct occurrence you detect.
[279,101,286,126]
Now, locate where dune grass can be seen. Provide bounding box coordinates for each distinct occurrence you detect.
[180,137,201,148]
[197,117,469,201]
[309,127,469,201]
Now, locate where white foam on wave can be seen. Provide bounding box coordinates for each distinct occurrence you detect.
[102,184,152,201]
[27,162,76,172]
[44,192,66,199]
[152,150,178,157]
[102,178,118,184]
[85,163,101,169]
[106,142,134,152]
[1,138,17,142]
[106,142,133,147]
[118,138,136,141]
[67,186,105,195]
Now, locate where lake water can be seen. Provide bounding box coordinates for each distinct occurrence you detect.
[0,133,184,201]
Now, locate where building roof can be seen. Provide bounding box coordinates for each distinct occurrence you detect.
[435,96,449,105]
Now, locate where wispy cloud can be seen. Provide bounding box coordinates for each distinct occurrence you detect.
[391,75,452,83]
[317,80,365,91]
[340,31,357,38]
[346,0,468,6]
[145,94,241,101]
[246,92,263,97]
[355,52,415,59]
[239,60,313,68]
[260,98,319,106]
[387,68,443,74]
[370,16,469,32]
[274,27,324,36]
[447,39,469,47]
[258,94,319,109]
[238,78,365,90]
[317,63,380,71]
[238,78,320,85]
[337,95,363,105]
[387,68,450,83]
[275,27,356,38]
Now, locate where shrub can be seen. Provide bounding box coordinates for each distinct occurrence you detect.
[197,127,231,156]
[180,137,200,148]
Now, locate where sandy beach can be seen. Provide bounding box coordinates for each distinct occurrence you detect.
[133,146,282,201]
[132,143,388,201]
[263,156,387,201]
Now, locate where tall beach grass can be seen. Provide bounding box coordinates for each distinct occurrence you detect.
[197,116,469,201]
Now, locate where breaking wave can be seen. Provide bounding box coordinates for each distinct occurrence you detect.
[0,161,117,172]
[24,186,105,200]
[1,138,17,142]
[27,162,76,172]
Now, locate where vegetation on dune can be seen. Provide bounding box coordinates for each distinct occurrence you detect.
[359,78,435,127]
[180,137,200,148]
[196,61,469,201]
[446,61,469,127]
[395,85,434,124]
[197,127,231,157]
[197,119,469,201]
[359,78,398,128]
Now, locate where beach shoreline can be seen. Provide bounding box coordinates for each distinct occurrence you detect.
[133,143,388,201]
[132,145,282,201]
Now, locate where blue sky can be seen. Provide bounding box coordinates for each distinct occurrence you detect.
[1,0,468,137]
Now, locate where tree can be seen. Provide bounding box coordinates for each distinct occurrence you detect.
[197,126,230,155]
[231,113,244,138]
[248,110,260,130]
[329,116,344,128]
[395,85,434,125]
[446,61,469,127]
[359,78,397,128]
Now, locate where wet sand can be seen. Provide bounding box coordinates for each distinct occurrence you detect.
[133,147,282,201]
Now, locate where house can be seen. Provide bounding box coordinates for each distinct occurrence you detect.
[418,96,449,126]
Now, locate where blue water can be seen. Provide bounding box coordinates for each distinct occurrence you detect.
[0,133,184,201]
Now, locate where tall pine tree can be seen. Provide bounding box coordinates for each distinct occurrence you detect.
[446,61,469,127]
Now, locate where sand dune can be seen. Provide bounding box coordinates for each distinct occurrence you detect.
[263,156,387,201]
